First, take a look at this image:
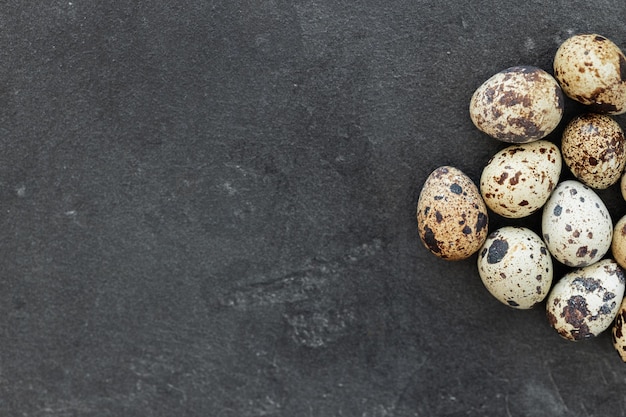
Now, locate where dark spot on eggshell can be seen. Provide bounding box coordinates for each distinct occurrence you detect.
[594,35,607,42]
[481,247,487,258]
[518,200,529,206]
[536,275,542,281]
[573,230,580,238]
[462,225,472,235]
[573,276,602,292]
[590,249,598,259]
[569,188,578,196]
[565,224,572,232]
[576,246,589,257]
[547,310,558,326]
[562,295,593,340]
[543,234,550,243]
[450,183,463,194]
[487,238,509,264]
[553,205,562,216]
[507,300,520,307]
[509,171,522,186]
[422,225,441,254]
[435,211,443,223]
[536,286,542,294]
[496,172,509,185]
[540,246,547,255]
[603,292,616,302]
[434,195,444,200]
[599,304,613,316]
[475,212,488,233]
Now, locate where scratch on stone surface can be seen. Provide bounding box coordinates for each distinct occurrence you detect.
[546,366,568,413]
[219,239,383,310]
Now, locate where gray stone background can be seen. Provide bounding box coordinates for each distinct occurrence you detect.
[1,1,626,416]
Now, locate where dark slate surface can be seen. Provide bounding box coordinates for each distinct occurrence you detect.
[2,1,626,416]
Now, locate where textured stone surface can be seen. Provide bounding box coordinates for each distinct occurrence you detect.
[2,1,626,416]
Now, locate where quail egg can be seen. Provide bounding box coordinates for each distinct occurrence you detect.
[480,140,561,218]
[477,226,553,309]
[554,33,626,114]
[541,180,612,267]
[561,113,626,189]
[470,66,564,143]
[546,259,625,341]
[417,166,489,260]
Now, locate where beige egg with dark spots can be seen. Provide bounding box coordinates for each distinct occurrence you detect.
[541,180,612,267]
[477,227,553,309]
[561,113,626,189]
[416,166,489,260]
[611,215,626,270]
[480,140,561,218]
[470,66,564,143]
[554,34,626,115]
[546,259,625,341]
[611,297,626,361]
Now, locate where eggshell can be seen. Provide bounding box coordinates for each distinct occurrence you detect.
[469,66,564,143]
[621,172,626,200]
[554,33,626,115]
[541,180,612,267]
[561,113,626,189]
[416,166,489,260]
[612,215,626,270]
[480,140,561,218]
[546,259,625,341]
[477,226,553,309]
[611,297,626,361]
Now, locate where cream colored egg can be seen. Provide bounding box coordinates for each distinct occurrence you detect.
[612,215,626,270]
[621,172,626,200]
[546,259,625,341]
[612,297,626,361]
[477,226,553,309]
[541,180,612,267]
[561,113,626,189]
[470,66,564,143]
[416,166,489,260]
[554,34,626,114]
[480,140,561,218]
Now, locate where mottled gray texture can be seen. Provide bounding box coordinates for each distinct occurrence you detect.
[2,1,626,416]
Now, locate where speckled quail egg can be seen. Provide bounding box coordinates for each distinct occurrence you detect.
[480,140,561,218]
[621,172,626,200]
[469,66,564,143]
[541,180,612,267]
[561,113,626,189]
[554,34,626,115]
[417,166,489,260]
[546,259,625,341]
[612,215,626,270]
[611,297,626,361]
[477,226,553,309]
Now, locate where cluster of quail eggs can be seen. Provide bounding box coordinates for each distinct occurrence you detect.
[416,34,626,360]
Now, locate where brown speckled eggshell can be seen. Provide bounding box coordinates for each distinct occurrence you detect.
[546,259,625,341]
[469,66,564,143]
[480,140,561,218]
[417,166,489,261]
[561,113,626,189]
[554,34,626,115]
[611,297,626,361]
